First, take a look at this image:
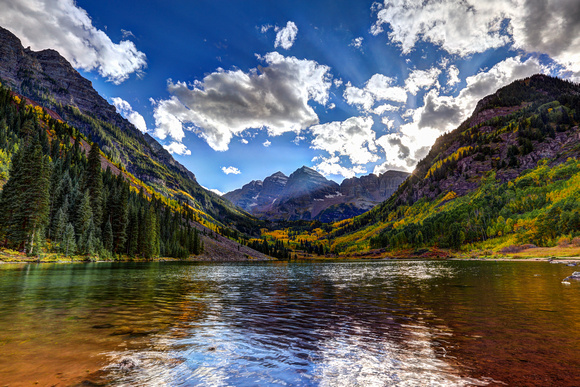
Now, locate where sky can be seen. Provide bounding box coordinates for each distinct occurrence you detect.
[1,0,579,194]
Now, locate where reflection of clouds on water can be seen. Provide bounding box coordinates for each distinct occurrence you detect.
[97,261,483,385]
[313,324,482,387]
[319,261,458,286]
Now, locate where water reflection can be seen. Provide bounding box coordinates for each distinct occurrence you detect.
[0,260,579,386]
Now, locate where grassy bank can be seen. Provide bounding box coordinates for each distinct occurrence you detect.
[0,248,185,264]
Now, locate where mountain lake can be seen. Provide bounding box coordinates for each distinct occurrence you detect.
[0,260,579,386]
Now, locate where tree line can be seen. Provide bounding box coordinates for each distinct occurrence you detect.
[0,86,202,259]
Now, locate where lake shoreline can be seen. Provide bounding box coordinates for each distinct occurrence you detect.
[1,247,579,265]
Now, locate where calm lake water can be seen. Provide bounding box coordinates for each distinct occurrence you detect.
[0,260,579,386]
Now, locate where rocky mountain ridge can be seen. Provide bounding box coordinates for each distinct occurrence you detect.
[0,25,255,233]
[387,74,580,209]
[224,166,409,222]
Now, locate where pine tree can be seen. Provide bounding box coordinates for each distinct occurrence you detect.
[111,182,128,254]
[53,207,67,245]
[102,218,113,252]
[62,223,76,257]
[126,208,139,257]
[86,142,103,233]
[75,190,93,243]
[193,228,200,255]
[0,141,51,254]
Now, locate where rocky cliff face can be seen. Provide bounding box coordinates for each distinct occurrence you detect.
[224,166,409,222]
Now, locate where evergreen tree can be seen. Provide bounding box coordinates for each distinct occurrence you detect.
[111,183,128,254]
[102,218,113,252]
[62,223,76,257]
[52,207,67,246]
[0,141,51,254]
[75,190,93,242]
[86,142,104,232]
[126,208,139,257]
[193,228,200,255]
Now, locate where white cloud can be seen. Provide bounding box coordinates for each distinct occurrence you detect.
[314,156,367,179]
[508,0,580,80]
[163,141,191,156]
[344,83,375,111]
[328,103,336,110]
[221,166,241,175]
[152,52,332,151]
[201,185,224,196]
[447,65,460,87]
[334,78,343,88]
[370,0,511,56]
[293,135,305,144]
[111,97,147,133]
[0,0,146,84]
[381,117,395,129]
[344,74,407,112]
[370,0,580,80]
[350,37,364,50]
[275,21,298,50]
[366,74,407,103]
[310,116,379,165]
[373,103,400,115]
[150,97,186,142]
[263,140,271,147]
[240,138,248,144]
[120,29,135,39]
[405,67,441,95]
[260,24,273,33]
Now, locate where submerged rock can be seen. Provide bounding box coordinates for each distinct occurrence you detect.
[118,357,139,372]
[563,272,580,282]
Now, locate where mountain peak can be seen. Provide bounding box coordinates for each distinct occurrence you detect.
[289,165,325,180]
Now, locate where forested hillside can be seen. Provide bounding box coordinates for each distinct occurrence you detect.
[283,75,580,256]
[0,25,259,237]
[0,85,208,259]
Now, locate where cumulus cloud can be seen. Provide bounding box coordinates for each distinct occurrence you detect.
[314,156,367,179]
[344,74,406,112]
[240,138,249,144]
[275,21,298,50]
[373,55,546,171]
[350,37,364,50]
[447,65,460,87]
[381,117,395,129]
[310,116,379,165]
[405,67,441,95]
[373,103,400,115]
[0,0,147,84]
[263,140,271,147]
[150,97,186,142]
[111,97,147,133]
[163,142,191,156]
[509,0,580,80]
[370,0,511,56]
[201,186,224,196]
[221,166,241,175]
[370,0,580,80]
[151,52,332,151]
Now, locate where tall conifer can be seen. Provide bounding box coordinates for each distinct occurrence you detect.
[86,142,103,232]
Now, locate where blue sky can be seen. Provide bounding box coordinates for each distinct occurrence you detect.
[1,0,579,194]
